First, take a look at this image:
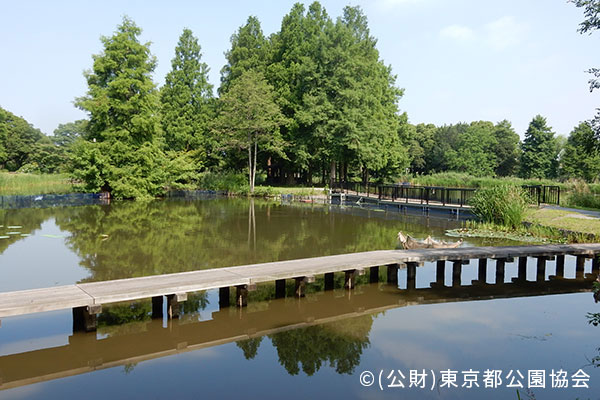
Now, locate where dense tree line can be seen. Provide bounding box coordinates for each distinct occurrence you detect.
[2,1,600,198]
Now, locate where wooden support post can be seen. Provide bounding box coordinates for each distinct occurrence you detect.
[275,279,286,298]
[369,266,379,283]
[166,293,187,319]
[593,255,600,275]
[151,296,163,319]
[495,259,506,284]
[345,270,356,290]
[344,269,364,290]
[536,257,546,281]
[478,259,487,283]
[406,262,417,290]
[555,255,565,277]
[452,260,462,287]
[324,272,334,291]
[73,305,102,332]
[436,260,445,285]
[295,276,315,297]
[236,285,249,307]
[576,255,586,280]
[517,257,527,281]
[387,264,399,285]
[219,287,230,308]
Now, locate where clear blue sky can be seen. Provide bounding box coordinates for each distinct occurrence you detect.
[0,0,598,137]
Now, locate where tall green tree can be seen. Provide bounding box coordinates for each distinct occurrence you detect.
[519,115,557,179]
[267,2,333,183]
[52,120,88,147]
[492,120,520,176]
[572,0,600,144]
[0,106,45,171]
[560,122,600,181]
[448,121,497,177]
[324,5,407,184]
[161,29,214,156]
[219,16,269,94]
[213,70,286,193]
[73,17,166,199]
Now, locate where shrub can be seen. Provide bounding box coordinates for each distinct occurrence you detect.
[564,180,600,209]
[470,186,530,228]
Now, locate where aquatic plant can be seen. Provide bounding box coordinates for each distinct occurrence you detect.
[469,186,530,229]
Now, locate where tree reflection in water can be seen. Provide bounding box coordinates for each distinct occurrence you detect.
[236,314,374,376]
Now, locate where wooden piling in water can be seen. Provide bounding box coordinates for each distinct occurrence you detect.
[495,259,506,284]
[151,296,163,319]
[406,262,417,290]
[369,266,379,283]
[387,264,399,285]
[219,287,230,308]
[275,279,286,298]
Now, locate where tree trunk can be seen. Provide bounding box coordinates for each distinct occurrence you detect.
[252,140,257,193]
[330,161,336,189]
[248,133,253,193]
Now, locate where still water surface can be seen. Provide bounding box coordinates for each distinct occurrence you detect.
[0,198,598,399]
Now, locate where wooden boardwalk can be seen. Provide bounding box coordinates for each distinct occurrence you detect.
[1,243,599,325]
[0,276,596,390]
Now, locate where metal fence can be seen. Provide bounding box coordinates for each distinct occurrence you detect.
[522,185,561,206]
[333,182,561,207]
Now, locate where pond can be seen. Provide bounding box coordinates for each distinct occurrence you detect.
[0,198,598,399]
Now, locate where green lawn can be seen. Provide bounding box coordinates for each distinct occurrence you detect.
[524,207,600,236]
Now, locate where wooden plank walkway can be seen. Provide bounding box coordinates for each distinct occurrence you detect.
[1,243,600,319]
[0,276,595,390]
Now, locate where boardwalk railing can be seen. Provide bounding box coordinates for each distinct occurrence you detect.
[333,182,561,206]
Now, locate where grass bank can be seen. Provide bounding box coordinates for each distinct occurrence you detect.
[0,172,75,196]
[524,207,600,237]
[448,206,600,244]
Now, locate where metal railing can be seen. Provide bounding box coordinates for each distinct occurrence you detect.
[332,182,561,207]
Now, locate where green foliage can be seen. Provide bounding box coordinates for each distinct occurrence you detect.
[213,70,286,193]
[448,121,498,176]
[470,186,530,228]
[73,16,167,199]
[0,106,45,171]
[52,120,88,147]
[560,122,600,182]
[520,115,558,179]
[219,16,269,95]
[564,180,600,209]
[198,171,248,192]
[161,28,214,156]
[493,120,520,176]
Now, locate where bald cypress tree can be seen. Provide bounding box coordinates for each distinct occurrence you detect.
[519,115,557,179]
[161,29,214,157]
[73,17,166,199]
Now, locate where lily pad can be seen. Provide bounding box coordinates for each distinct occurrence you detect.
[20,233,31,237]
[0,236,9,239]
[6,231,21,235]
[7,225,22,229]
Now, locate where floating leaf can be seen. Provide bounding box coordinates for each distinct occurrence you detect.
[7,226,22,229]
[6,231,21,235]
[0,236,9,239]
[20,233,31,237]
[42,234,66,239]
